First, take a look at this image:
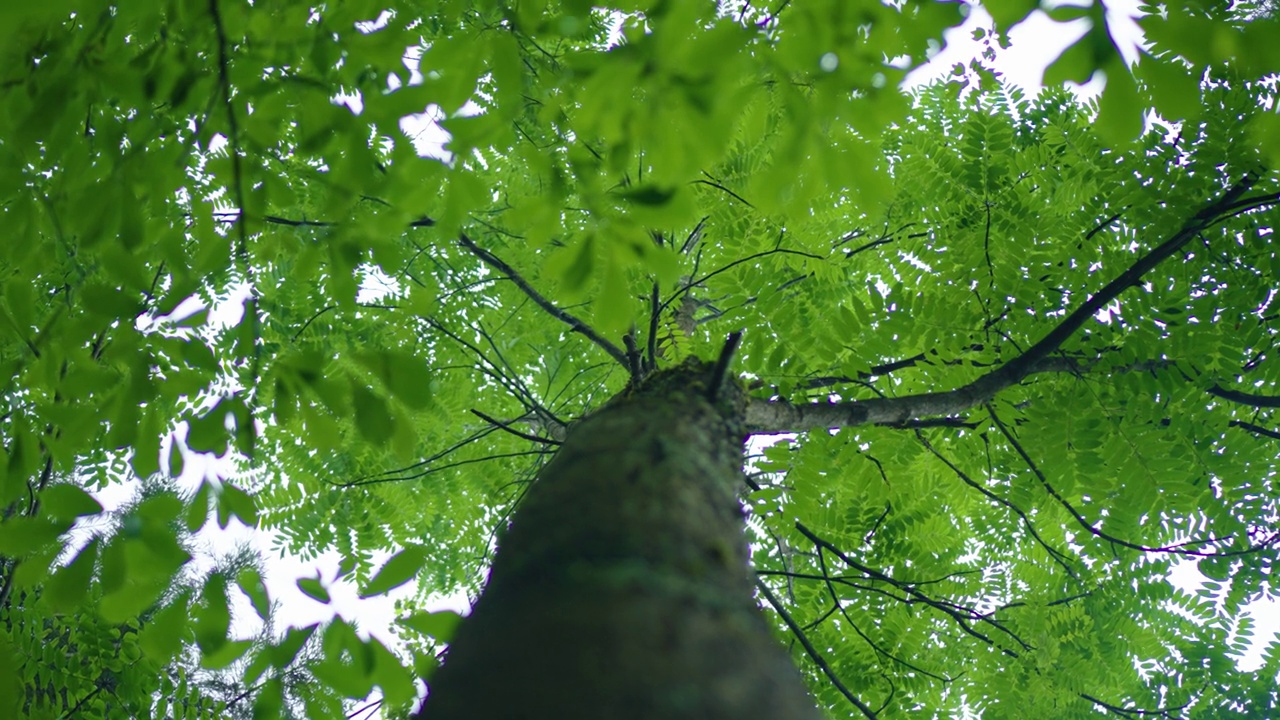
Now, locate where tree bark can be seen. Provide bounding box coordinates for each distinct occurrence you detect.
[416,359,821,720]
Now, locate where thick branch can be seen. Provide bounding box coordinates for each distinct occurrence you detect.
[212,212,436,229]
[746,174,1262,434]
[1230,420,1280,441]
[799,351,1124,391]
[1208,383,1280,408]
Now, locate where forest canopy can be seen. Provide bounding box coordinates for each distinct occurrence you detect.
[1,0,1280,718]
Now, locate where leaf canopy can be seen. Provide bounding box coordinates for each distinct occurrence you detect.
[2,0,1280,718]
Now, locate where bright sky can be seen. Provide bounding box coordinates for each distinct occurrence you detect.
[906,0,1145,92]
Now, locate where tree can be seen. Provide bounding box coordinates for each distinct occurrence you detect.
[1,1,1279,718]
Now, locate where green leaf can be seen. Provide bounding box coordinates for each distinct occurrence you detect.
[1136,55,1201,121]
[1044,35,1097,87]
[594,252,634,335]
[252,677,285,720]
[40,484,104,520]
[270,624,318,669]
[245,650,273,687]
[312,620,375,697]
[137,492,184,526]
[9,544,56,591]
[352,384,395,445]
[620,185,698,229]
[100,538,178,624]
[413,649,441,682]
[302,404,343,449]
[488,31,524,112]
[187,399,232,455]
[139,592,192,663]
[404,283,436,316]
[131,410,163,479]
[0,634,23,717]
[80,279,144,317]
[180,336,219,374]
[639,242,682,288]
[311,656,374,699]
[981,0,1039,30]
[99,536,127,596]
[360,545,428,598]
[0,517,71,557]
[195,574,232,654]
[202,639,254,670]
[216,490,232,530]
[219,481,259,527]
[355,351,433,410]
[1044,4,1089,22]
[437,169,487,235]
[549,233,596,299]
[1247,111,1280,169]
[46,539,99,612]
[620,185,676,207]
[391,404,419,464]
[1095,59,1142,145]
[186,480,210,533]
[237,567,271,620]
[297,574,331,604]
[4,281,34,332]
[397,609,463,643]
[167,442,185,478]
[336,554,358,580]
[1200,557,1232,582]
[370,638,416,706]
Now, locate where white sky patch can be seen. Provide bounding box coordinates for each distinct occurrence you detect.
[907,0,1146,96]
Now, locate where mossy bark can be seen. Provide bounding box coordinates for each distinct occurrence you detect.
[415,359,820,720]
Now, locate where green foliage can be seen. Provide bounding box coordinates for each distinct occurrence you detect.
[2,0,1279,718]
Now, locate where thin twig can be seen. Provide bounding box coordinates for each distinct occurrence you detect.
[210,0,261,457]
[457,233,629,368]
[987,402,1278,558]
[1207,383,1280,408]
[1230,420,1280,441]
[661,247,825,315]
[914,431,1079,579]
[796,521,1032,653]
[470,409,562,446]
[755,577,878,719]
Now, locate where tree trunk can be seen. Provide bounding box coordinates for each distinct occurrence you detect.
[416,359,821,720]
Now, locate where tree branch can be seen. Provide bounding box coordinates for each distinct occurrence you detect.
[755,577,878,719]
[1229,420,1280,441]
[794,521,1032,652]
[659,246,825,316]
[913,430,1079,579]
[470,409,563,446]
[457,233,630,368]
[1208,383,1280,408]
[746,173,1262,434]
[646,282,660,372]
[988,403,1274,558]
[796,350,1116,390]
